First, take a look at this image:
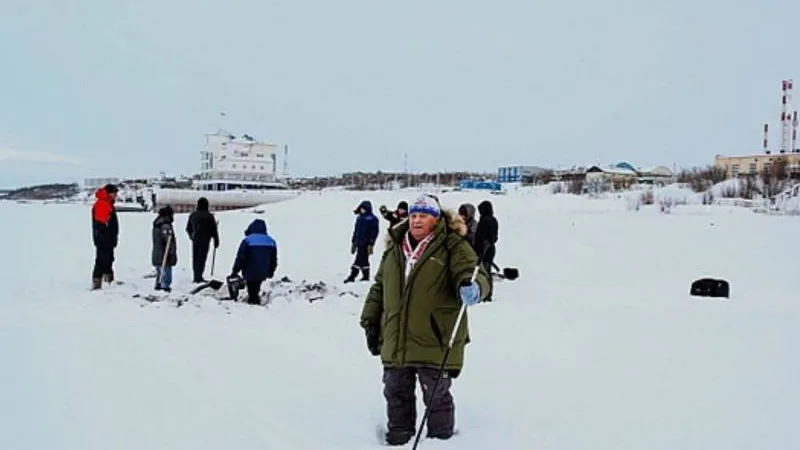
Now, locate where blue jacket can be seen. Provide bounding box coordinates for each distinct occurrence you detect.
[232,219,278,281]
[352,200,379,247]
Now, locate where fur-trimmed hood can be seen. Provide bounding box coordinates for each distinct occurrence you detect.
[384,208,466,246]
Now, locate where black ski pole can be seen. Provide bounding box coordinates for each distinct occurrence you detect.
[410,265,480,450]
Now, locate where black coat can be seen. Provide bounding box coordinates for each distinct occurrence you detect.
[474,200,498,260]
[152,215,177,266]
[186,209,219,246]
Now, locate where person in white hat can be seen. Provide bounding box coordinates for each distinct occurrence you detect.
[359,194,491,445]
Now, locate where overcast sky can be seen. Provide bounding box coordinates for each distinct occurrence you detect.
[2,0,799,187]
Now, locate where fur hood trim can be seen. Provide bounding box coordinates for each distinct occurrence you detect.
[383,208,466,246]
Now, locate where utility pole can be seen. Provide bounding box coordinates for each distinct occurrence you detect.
[283,145,289,178]
[404,152,408,187]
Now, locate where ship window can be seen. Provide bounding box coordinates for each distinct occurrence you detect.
[232,164,237,168]
[260,166,264,170]
[256,153,264,158]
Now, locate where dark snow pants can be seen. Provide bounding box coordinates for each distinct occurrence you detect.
[383,366,454,439]
[352,245,370,269]
[246,279,264,305]
[92,246,115,279]
[192,238,211,282]
[481,244,496,301]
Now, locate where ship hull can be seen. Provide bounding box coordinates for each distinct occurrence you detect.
[153,188,301,213]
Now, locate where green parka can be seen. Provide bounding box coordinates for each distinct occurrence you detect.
[359,210,491,372]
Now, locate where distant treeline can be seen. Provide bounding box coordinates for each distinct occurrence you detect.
[285,171,495,190]
[3,183,81,200]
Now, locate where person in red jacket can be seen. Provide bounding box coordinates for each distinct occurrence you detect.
[91,184,120,289]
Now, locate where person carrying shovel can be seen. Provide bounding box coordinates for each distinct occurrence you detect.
[152,205,177,292]
[186,197,220,283]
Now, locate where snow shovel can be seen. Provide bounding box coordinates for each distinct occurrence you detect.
[210,218,219,276]
[210,246,217,276]
[157,233,173,287]
[491,262,519,280]
[189,279,224,295]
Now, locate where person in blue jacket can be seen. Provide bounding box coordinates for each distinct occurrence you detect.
[345,200,379,283]
[230,219,278,305]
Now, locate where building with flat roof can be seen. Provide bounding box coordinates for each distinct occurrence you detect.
[497,165,549,183]
[713,153,800,177]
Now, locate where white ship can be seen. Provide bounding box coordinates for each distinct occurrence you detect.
[153,129,300,213]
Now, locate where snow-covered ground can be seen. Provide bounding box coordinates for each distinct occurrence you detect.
[1,188,798,450]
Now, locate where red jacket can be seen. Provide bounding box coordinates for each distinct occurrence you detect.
[92,188,119,248]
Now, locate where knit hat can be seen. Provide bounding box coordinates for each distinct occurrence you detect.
[397,201,408,211]
[409,195,440,218]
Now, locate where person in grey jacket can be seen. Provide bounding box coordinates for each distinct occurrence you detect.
[152,205,177,292]
[458,203,478,254]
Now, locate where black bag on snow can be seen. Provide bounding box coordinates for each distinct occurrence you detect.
[690,278,730,298]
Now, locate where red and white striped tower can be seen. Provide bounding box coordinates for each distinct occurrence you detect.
[780,79,793,153]
[792,110,798,152]
[764,123,770,154]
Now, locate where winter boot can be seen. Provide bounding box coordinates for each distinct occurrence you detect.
[103,272,114,284]
[427,430,454,440]
[385,431,414,446]
[91,278,102,290]
[343,267,359,283]
[360,268,370,281]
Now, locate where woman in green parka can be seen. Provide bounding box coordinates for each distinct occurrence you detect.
[359,194,491,446]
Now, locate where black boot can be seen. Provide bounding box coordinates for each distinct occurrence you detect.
[360,268,370,281]
[344,267,359,283]
[385,431,414,446]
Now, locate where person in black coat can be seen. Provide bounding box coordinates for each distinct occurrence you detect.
[91,184,119,289]
[152,206,177,292]
[186,197,220,283]
[378,201,408,228]
[474,200,499,302]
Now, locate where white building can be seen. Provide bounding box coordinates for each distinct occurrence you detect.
[195,129,281,191]
[637,166,674,184]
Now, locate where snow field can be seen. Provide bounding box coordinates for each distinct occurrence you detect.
[0,188,797,450]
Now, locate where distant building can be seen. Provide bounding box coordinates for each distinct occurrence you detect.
[714,153,800,178]
[584,162,674,189]
[553,166,587,181]
[585,164,638,186]
[497,165,549,183]
[197,129,280,189]
[459,179,502,191]
[84,177,120,190]
[636,166,674,184]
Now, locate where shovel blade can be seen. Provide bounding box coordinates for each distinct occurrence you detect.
[502,268,519,280]
[189,279,225,295]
